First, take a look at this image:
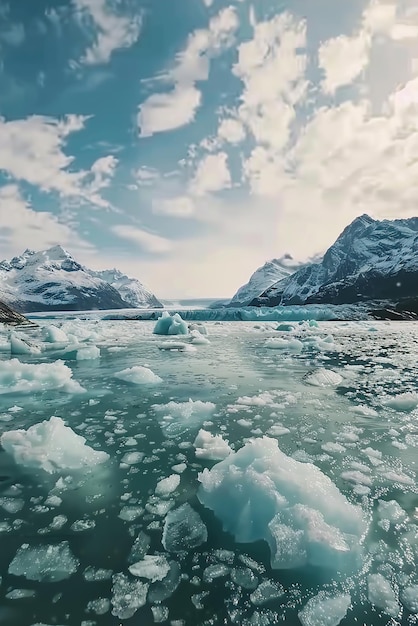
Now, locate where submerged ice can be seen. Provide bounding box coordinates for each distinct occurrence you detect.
[198,437,367,571]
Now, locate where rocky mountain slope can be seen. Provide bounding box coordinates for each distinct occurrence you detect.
[251,215,418,307]
[0,246,163,312]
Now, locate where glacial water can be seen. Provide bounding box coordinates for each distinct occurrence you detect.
[0,318,417,625]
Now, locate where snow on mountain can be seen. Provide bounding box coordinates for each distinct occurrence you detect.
[0,246,162,312]
[91,269,162,309]
[251,215,418,307]
[227,255,302,307]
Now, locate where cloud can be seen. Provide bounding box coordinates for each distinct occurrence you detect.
[190,152,231,195]
[74,0,142,65]
[112,224,172,254]
[137,6,239,137]
[0,185,91,257]
[0,114,117,207]
[138,86,202,137]
[217,118,246,144]
[152,196,195,218]
[0,23,25,46]
[319,31,371,95]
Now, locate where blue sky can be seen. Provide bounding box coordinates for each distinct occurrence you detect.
[0,0,418,298]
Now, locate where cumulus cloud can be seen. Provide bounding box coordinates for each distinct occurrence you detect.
[74,0,142,65]
[152,196,195,218]
[217,118,246,144]
[112,225,172,254]
[319,31,371,95]
[138,6,239,137]
[190,152,231,196]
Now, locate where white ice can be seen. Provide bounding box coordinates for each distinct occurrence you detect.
[298,592,351,626]
[115,366,162,384]
[76,346,100,360]
[0,359,85,395]
[155,474,180,496]
[111,573,148,619]
[198,437,367,571]
[153,399,216,438]
[129,555,170,582]
[368,573,400,617]
[304,369,343,387]
[194,429,232,460]
[1,416,109,473]
[153,312,188,335]
[8,542,79,582]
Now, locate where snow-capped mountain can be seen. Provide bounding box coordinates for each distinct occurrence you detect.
[251,215,418,307]
[91,268,162,309]
[0,246,163,312]
[227,255,302,307]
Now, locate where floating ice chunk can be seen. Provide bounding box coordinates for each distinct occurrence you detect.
[153,399,216,438]
[111,573,148,619]
[71,519,96,532]
[194,429,232,461]
[119,506,143,522]
[304,369,343,387]
[203,563,230,583]
[268,424,291,436]
[189,323,208,335]
[298,592,351,626]
[172,463,187,473]
[190,330,210,345]
[120,451,144,465]
[115,366,162,385]
[9,542,79,582]
[1,416,109,474]
[198,437,367,572]
[321,442,346,454]
[76,346,100,360]
[276,323,295,332]
[148,561,181,603]
[43,326,69,343]
[401,586,418,613]
[129,555,170,582]
[349,405,378,417]
[230,567,258,590]
[10,333,41,356]
[83,566,113,581]
[154,312,188,336]
[368,573,400,617]
[384,392,418,412]
[128,532,150,564]
[250,580,284,606]
[155,474,180,496]
[162,503,207,553]
[265,338,303,352]
[157,341,196,352]
[0,497,24,513]
[152,605,169,622]
[0,359,85,395]
[6,588,36,599]
[377,500,407,526]
[87,598,110,615]
[340,471,372,487]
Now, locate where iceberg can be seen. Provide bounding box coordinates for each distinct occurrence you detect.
[198,437,367,572]
[0,359,85,395]
[115,366,162,384]
[153,311,188,335]
[1,416,109,473]
[194,429,232,460]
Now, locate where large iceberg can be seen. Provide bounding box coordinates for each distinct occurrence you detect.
[198,437,367,572]
[153,311,188,335]
[0,359,85,395]
[1,416,109,473]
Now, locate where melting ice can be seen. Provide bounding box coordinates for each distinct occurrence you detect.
[0,316,417,625]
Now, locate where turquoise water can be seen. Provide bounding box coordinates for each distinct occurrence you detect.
[0,319,417,625]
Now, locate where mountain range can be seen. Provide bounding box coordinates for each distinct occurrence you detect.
[246,214,418,312]
[0,246,162,313]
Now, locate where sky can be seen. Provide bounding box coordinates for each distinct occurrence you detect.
[0,0,418,298]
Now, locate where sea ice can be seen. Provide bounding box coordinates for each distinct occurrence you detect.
[42,326,69,343]
[368,573,400,617]
[190,330,210,345]
[10,333,41,356]
[298,592,351,626]
[0,359,85,395]
[76,346,100,360]
[129,555,170,582]
[115,366,162,384]
[198,437,367,571]
[1,416,109,473]
[189,323,208,335]
[155,474,180,496]
[162,503,207,553]
[157,341,196,352]
[8,542,79,582]
[111,573,148,619]
[401,586,418,613]
[304,369,343,387]
[154,312,188,335]
[153,399,216,438]
[384,392,418,412]
[194,429,232,460]
[250,580,284,605]
[377,500,407,526]
[265,338,303,352]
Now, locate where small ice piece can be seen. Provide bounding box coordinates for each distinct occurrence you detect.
[115,366,162,385]
[377,500,407,526]
[1,416,109,474]
[148,561,181,603]
[10,333,41,356]
[368,573,400,617]
[349,405,378,417]
[9,542,79,582]
[0,497,24,513]
[298,592,351,626]
[151,605,169,622]
[129,555,170,582]
[268,424,291,436]
[203,563,230,583]
[190,330,210,345]
[111,573,148,619]
[154,312,188,336]
[155,474,180,496]
[76,346,100,360]
[6,589,36,599]
[384,392,418,412]
[120,451,144,465]
[128,532,150,564]
[162,503,207,553]
[71,519,96,532]
[321,442,346,454]
[83,566,113,581]
[304,369,343,387]
[154,399,216,439]
[189,323,208,335]
[118,506,143,522]
[86,598,110,615]
[43,326,69,343]
[0,359,84,395]
[265,338,303,352]
[230,567,258,590]
[340,471,372,487]
[172,463,187,474]
[250,580,284,606]
[401,586,418,613]
[193,429,232,461]
[157,341,196,352]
